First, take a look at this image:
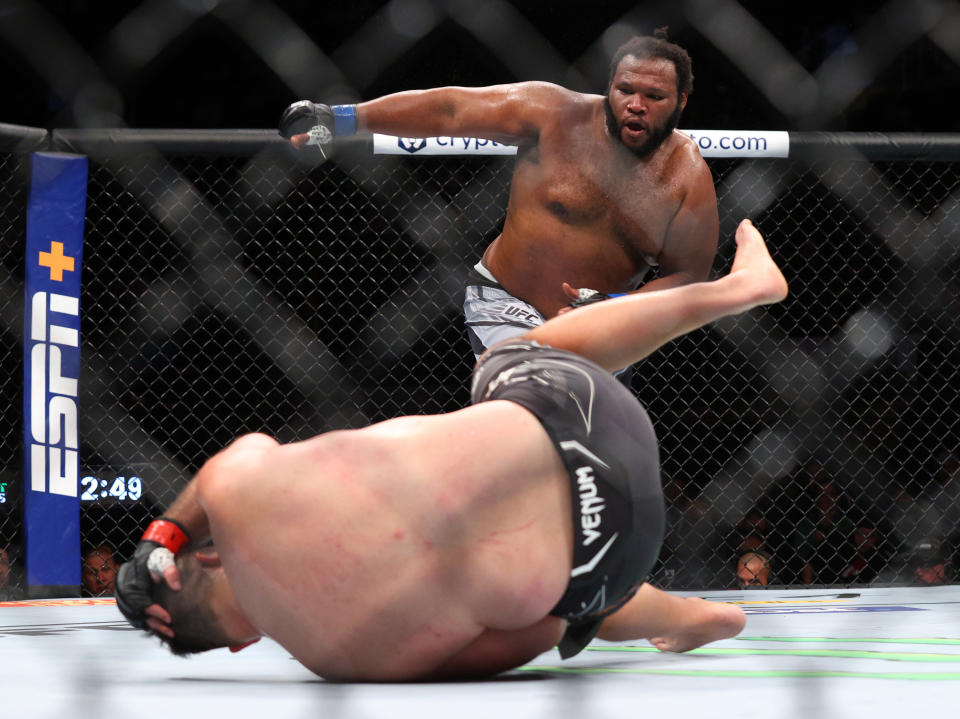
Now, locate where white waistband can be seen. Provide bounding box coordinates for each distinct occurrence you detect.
[473,260,498,283]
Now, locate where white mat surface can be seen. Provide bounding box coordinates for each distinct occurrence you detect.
[3,586,958,719]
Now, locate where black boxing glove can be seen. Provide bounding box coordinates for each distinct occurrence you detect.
[278,101,357,153]
[569,288,626,309]
[115,518,191,629]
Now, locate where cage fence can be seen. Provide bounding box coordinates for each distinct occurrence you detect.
[1,0,960,599]
[1,128,959,598]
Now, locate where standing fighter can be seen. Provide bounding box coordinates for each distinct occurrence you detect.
[115,219,785,681]
[279,30,718,357]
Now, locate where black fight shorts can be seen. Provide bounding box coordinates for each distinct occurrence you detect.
[471,340,664,658]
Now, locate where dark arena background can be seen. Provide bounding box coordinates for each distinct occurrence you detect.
[1,4,960,711]
[2,0,960,596]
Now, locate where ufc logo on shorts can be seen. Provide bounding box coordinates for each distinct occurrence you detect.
[28,291,80,496]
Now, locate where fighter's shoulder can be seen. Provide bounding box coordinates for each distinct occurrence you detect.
[193,433,280,500]
[510,82,597,116]
[667,130,705,161]
[205,433,279,476]
[663,130,712,178]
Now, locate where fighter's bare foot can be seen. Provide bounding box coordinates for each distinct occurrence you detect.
[649,598,745,653]
[729,219,788,307]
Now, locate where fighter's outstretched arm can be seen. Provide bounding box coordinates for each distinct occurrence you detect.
[518,219,788,372]
[280,82,580,149]
[355,82,568,143]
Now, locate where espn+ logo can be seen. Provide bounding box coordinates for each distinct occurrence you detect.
[28,289,80,497]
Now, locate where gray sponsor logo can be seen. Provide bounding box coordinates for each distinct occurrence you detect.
[398,137,428,153]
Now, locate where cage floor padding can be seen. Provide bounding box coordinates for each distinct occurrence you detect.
[3,586,958,719]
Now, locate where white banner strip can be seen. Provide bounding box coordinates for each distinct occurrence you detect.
[373,130,789,158]
[679,130,789,158]
[373,134,518,155]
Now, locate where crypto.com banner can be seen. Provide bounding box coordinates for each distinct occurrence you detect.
[373,130,789,157]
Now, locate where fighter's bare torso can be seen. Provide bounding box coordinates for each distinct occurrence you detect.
[485,94,710,317]
[197,401,574,680]
[349,71,716,319]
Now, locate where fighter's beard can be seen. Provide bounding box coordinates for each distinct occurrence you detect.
[604,99,683,159]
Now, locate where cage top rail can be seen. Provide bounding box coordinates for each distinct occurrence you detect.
[0,127,958,161]
[0,123,48,152]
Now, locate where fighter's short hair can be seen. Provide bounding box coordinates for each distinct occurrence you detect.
[152,552,234,656]
[607,28,694,97]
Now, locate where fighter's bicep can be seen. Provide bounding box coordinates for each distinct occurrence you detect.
[451,82,575,142]
[660,164,719,281]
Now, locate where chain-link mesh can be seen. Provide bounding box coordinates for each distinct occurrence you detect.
[3,0,960,598]
[0,150,28,599]
[1,138,958,595]
[657,157,960,589]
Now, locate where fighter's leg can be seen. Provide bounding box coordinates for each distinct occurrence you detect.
[519,219,788,372]
[596,582,745,652]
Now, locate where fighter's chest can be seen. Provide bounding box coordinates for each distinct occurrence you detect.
[534,152,679,234]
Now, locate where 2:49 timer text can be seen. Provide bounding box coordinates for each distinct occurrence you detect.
[80,476,143,502]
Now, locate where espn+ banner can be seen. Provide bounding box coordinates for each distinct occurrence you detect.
[23,153,87,595]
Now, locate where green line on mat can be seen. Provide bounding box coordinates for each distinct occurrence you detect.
[736,636,960,646]
[585,645,960,662]
[518,666,960,680]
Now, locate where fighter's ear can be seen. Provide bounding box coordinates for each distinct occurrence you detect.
[229,637,261,653]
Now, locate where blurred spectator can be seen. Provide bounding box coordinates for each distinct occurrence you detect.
[0,545,24,601]
[733,506,774,555]
[0,546,10,595]
[838,515,895,584]
[716,503,784,587]
[657,473,724,589]
[81,544,119,597]
[735,551,772,589]
[891,448,960,547]
[878,536,953,586]
[787,463,857,584]
[909,537,953,586]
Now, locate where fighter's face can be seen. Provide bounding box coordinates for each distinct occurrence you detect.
[82,552,118,595]
[737,560,769,588]
[606,55,686,158]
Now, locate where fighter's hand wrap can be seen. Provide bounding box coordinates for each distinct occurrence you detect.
[569,288,626,309]
[115,518,191,630]
[278,101,357,153]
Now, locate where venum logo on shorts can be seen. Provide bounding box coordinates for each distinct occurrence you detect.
[398,137,428,153]
[576,465,604,546]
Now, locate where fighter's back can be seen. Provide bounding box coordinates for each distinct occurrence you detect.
[195,401,574,680]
